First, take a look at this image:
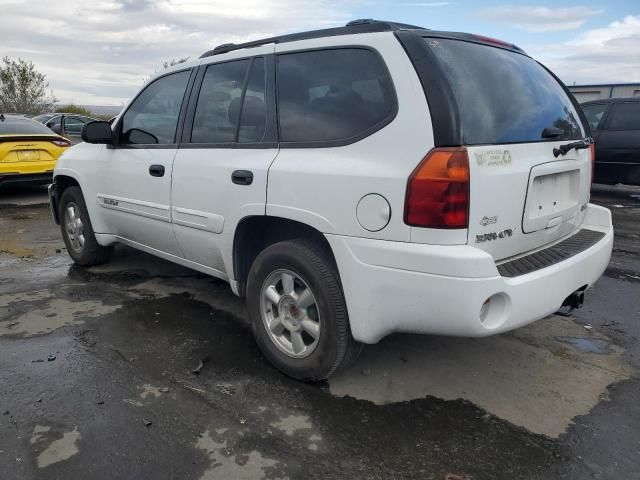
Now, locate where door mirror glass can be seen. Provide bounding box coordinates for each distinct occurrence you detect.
[81,121,114,144]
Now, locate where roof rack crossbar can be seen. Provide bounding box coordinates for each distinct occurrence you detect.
[200,19,427,58]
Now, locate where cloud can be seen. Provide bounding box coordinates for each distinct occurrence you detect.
[477,5,602,32]
[531,15,640,85]
[401,2,451,6]
[0,0,350,106]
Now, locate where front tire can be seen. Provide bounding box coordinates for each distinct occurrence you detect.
[246,239,361,381]
[59,186,113,266]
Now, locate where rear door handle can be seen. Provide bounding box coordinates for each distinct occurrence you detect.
[231,170,253,185]
[149,164,165,177]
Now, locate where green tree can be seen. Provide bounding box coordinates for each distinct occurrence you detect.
[0,57,57,115]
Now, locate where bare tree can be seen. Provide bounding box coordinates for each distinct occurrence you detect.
[143,57,190,84]
[0,57,57,115]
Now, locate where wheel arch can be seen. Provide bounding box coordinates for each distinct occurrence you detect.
[232,215,337,297]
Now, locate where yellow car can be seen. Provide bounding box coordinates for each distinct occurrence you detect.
[0,114,71,186]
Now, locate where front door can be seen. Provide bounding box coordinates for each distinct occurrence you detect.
[95,68,193,256]
[171,48,278,278]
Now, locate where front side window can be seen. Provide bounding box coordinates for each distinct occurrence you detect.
[606,103,640,131]
[120,70,191,145]
[581,103,608,131]
[276,48,396,144]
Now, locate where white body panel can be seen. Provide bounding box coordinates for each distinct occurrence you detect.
[269,33,432,242]
[466,142,591,260]
[53,30,613,345]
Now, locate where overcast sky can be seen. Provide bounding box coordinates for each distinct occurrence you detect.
[1,0,638,106]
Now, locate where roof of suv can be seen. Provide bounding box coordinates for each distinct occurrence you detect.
[200,18,525,58]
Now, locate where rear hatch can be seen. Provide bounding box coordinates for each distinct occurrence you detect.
[424,36,591,261]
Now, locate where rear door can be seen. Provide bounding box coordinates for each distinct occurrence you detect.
[422,37,591,261]
[171,47,278,277]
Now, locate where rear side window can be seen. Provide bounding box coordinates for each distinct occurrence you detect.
[190,57,267,144]
[120,70,190,145]
[426,38,584,145]
[581,103,608,131]
[276,48,396,145]
[605,103,640,131]
[0,117,54,135]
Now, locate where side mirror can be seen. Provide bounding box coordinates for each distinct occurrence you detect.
[81,121,113,144]
[48,123,62,135]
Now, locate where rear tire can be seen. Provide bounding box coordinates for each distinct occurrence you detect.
[59,186,113,266]
[246,239,361,381]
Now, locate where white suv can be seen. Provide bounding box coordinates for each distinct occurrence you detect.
[49,20,613,380]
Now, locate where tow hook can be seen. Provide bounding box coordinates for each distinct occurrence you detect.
[557,288,586,316]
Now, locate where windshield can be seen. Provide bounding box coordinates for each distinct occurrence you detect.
[425,38,584,145]
[0,116,56,135]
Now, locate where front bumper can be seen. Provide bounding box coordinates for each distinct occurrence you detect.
[48,183,60,225]
[326,203,613,344]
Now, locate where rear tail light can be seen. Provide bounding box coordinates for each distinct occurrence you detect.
[404,147,470,229]
[51,139,71,148]
[589,143,595,184]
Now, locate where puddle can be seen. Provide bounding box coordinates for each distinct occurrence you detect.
[195,429,280,480]
[329,315,634,438]
[0,298,121,337]
[29,425,81,468]
[555,336,611,354]
[270,415,313,436]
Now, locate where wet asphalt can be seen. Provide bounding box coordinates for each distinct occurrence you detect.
[0,184,639,480]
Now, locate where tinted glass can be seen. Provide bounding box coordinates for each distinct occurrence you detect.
[276,49,395,143]
[581,103,608,131]
[121,70,190,145]
[426,38,584,144]
[191,60,249,143]
[63,116,87,135]
[33,114,55,123]
[606,103,640,130]
[238,58,267,143]
[0,116,55,134]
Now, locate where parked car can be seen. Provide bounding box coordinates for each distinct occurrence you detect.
[581,98,640,185]
[48,19,613,380]
[0,114,71,186]
[33,113,97,144]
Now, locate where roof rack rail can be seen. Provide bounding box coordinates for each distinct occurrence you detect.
[200,19,427,58]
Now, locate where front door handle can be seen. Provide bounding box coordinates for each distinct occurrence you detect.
[149,164,165,177]
[231,170,253,185]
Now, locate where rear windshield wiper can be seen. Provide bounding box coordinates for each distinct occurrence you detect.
[553,138,593,158]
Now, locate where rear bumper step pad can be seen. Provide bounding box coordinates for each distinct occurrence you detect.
[497,229,606,278]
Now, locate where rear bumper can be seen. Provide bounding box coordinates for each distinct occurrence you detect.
[0,171,53,186]
[326,203,613,344]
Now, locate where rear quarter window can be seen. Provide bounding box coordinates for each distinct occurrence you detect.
[426,38,584,145]
[276,48,396,145]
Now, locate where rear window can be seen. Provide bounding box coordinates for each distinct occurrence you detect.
[0,117,55,135]
[276,48,396,145]
[426,38,584,145]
